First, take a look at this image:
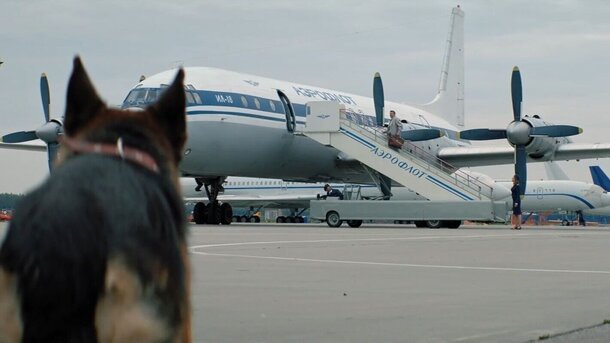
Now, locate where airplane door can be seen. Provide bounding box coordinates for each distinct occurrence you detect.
[277,90,296,132]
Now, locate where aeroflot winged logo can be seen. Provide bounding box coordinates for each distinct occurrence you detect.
[316,114,331,119]
[243,80,259,87]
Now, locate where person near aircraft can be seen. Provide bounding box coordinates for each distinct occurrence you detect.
[511,175,522,230]
[387,110,404,149]
[576,210,586,226]
[323,184,344,200]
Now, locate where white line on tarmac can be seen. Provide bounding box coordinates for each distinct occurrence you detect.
[192,251,610,275]
[189,232,603,250]
[190,232,610,275]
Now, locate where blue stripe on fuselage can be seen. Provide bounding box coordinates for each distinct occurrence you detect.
[124,87,462,138]
[524,193,595,209]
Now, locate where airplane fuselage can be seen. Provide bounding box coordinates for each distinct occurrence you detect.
[124,67,467,183]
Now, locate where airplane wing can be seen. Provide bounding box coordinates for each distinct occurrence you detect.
[0,142,46,152]
[183,194,316,209]
[553,143,610,161]
[438,143,610,168]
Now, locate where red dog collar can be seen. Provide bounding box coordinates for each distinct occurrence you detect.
[59,136,160,173]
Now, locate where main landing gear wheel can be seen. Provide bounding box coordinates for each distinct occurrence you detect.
[193,202,207,225]
[326,211,343,228]
[220,203,232,225]
[195,177,233,225]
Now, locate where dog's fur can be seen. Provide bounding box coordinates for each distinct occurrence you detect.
[0,57,191,343]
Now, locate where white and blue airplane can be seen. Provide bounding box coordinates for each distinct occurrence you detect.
[3,6,610,225]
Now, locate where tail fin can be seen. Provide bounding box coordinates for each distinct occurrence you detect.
[544,162,570,180]
[590,166,610,191]
[418,6,465,128]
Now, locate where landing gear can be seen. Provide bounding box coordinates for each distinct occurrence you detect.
[233,215,261,223]
[275,216,305,223]
[192,177,233,225]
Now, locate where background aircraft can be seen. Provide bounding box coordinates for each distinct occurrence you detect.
[182,169,610,227]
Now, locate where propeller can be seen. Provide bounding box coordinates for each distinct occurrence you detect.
[459,66,583,195]
[373,72,444,141]
[373,72,385,126]
[1,73,64,170]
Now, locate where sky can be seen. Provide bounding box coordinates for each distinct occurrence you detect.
[1,0,609,194]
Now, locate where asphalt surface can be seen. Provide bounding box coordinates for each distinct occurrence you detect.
[2,222,610,342]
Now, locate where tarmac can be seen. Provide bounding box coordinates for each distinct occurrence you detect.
[3,222,610,342]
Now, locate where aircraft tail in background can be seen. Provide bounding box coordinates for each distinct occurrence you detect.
[590,166,610,191]
[418,6,465,128]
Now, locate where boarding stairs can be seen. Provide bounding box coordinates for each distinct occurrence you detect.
[301,102,501,202]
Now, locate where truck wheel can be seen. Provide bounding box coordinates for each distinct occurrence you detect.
[426,220,442,229]
[347,220,363,228]
[326,211,343,228]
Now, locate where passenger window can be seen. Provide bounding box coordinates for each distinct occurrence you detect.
[241,96,248,107]
[269,100,276,112]
[254,98,261,110]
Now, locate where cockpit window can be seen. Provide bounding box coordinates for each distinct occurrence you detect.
[122,88,159,108]
[122,88,204,108]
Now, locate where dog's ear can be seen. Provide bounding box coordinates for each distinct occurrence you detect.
[64,56,106,135]
[146,69,187,162]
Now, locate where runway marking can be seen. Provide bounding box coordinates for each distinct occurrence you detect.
[190,232,610,275]
[192,251,610,274]
[190,231,603,249]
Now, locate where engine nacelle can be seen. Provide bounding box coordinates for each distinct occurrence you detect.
[511,116,570,159]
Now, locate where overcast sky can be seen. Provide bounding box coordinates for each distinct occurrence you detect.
[1,0,609,194]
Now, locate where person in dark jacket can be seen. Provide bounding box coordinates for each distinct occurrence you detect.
[511,175,522,230]
[323,184,344,200]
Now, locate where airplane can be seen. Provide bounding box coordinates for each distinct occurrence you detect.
[3,6,610,226]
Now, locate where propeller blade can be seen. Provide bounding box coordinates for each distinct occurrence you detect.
[401,129,445,141]
[530,125,583,137]
[457,129,507,140]
[1,131,38,143]
[373,72,385,126]
[515,145,527,196]
[511,66,522,122]
[47,142,59,172]
[40,73,50,122]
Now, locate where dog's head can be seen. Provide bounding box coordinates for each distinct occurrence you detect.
[59,57,186,177]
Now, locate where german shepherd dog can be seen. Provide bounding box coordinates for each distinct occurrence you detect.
[0,57,191,343]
